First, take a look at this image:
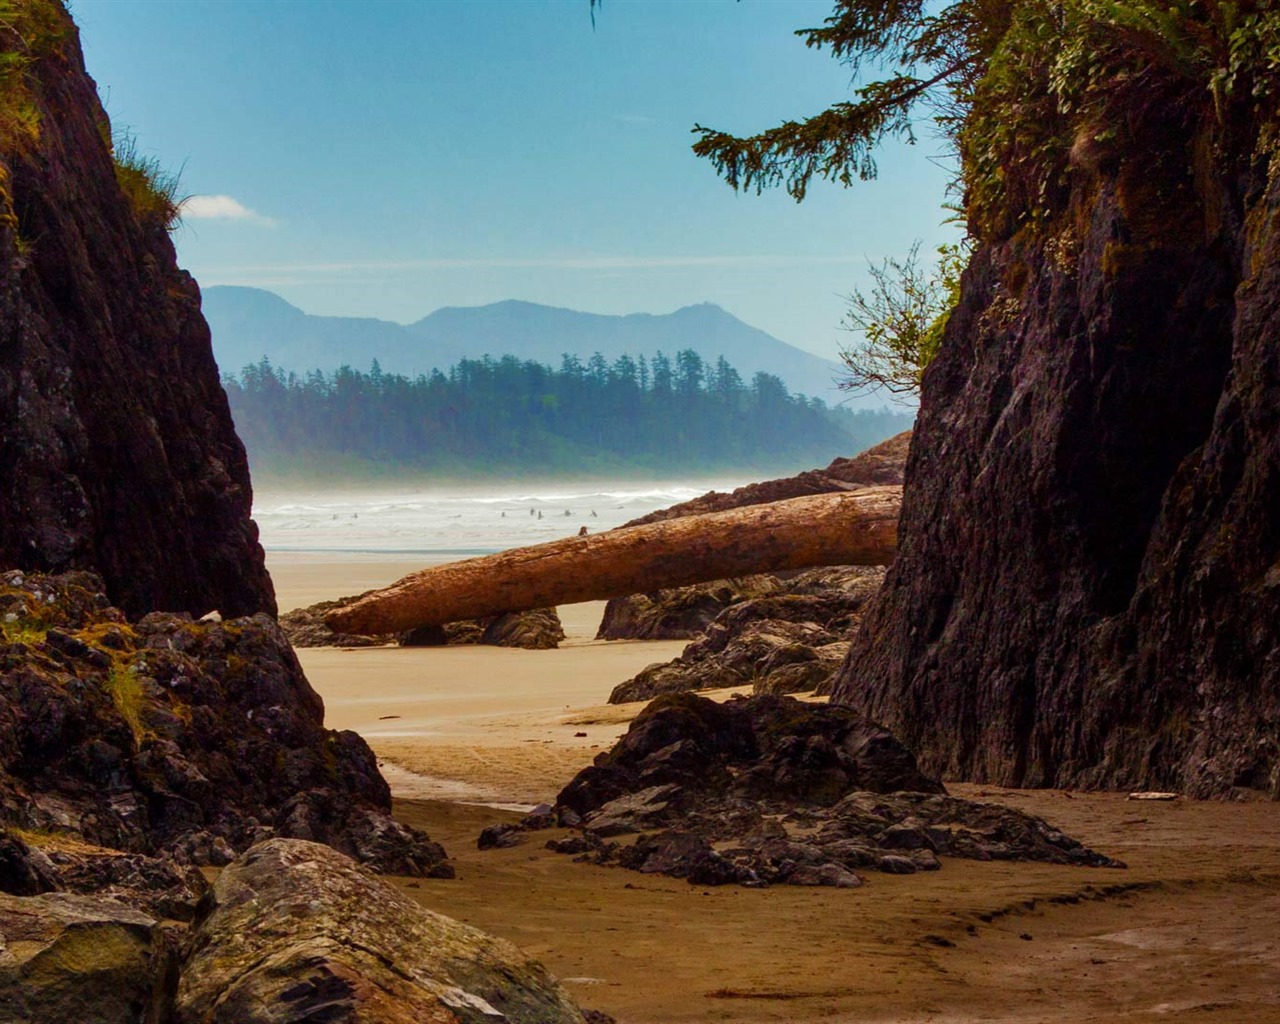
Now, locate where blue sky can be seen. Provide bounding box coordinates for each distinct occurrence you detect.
[74,0,958,364]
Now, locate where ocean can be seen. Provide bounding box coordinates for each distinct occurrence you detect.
[252,479,750,554]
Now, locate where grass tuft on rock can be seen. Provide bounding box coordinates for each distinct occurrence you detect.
[105,662,148,743]
[112,129,184,231]
[0,0,70,151]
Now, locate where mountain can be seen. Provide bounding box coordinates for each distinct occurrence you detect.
[203,287,848,400]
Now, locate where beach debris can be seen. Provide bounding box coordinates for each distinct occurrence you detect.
[1127,791,1181,801]
[326,488,901,635]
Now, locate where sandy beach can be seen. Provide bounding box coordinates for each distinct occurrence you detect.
[268,552,1280,1023]
[271,551,692,805]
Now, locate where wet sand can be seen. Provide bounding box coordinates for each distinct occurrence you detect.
[268,552,1280,1023]
[393,792,1280,1024]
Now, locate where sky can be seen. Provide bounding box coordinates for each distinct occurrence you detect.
[73,0,960,365]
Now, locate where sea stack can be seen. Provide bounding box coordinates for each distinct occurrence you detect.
[0,1,274,619]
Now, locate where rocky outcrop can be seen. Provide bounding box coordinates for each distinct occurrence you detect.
[623,430,911,527]
[0,4,273,619]
[596,575,782,640]
[547,693,1117,886]
[176,838,588,1024]
[283,598,565,650]
[0,891,178,1024]
[0,571,450,887]
[832,79,1280,798]
[609,566,884,703]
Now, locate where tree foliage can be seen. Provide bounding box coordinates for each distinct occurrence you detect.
[224,352,913,480]
[683,1,1280,397]
[838,241,967,400]
[690,0,1280,234]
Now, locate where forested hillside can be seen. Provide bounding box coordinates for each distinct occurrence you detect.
[204,288,848,402]
[223,350,911,479]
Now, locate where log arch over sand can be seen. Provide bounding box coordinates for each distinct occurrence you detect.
[325,487,901,636]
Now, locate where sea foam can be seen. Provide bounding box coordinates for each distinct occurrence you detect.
[252,480,746,553]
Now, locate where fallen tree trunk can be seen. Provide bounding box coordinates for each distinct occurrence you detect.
[326,487,901,636]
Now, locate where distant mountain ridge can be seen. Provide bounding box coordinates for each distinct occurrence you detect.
[203,286,847,400]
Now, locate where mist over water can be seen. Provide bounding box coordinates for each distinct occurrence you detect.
[252,479,750,553]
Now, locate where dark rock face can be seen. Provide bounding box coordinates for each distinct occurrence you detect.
[596,575,782,640]
[176,839,588,1024]
[832,98,1280,798]
[622,430,912,527]
[283,598,565,650]
[0,571,450,892]
[0,9,273,619]
[609,566,884,703]
[549,693,1117,886]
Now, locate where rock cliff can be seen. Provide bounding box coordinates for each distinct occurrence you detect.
[0,3,274,619]
[833,75,1280,798]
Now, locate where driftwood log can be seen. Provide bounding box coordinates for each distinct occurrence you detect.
[325,487,901,636]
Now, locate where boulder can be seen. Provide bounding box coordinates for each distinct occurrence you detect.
[596,575,782,640]
[0,891,177,1024]
[176,838,588,1024]
[550,693,1119,886]
[479,608,565,650]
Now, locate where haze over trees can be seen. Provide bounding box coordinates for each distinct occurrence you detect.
[223,351,911,480]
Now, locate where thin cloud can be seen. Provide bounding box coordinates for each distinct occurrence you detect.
[182,194,276,225]
[203,254,866,276]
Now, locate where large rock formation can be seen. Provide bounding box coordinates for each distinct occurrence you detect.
[832,74,1280,798]
[0,570,450,884]
[177,839,588,1024]
[545,693,1118,887]
[0,3,273,619]
[609,566,884,703]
